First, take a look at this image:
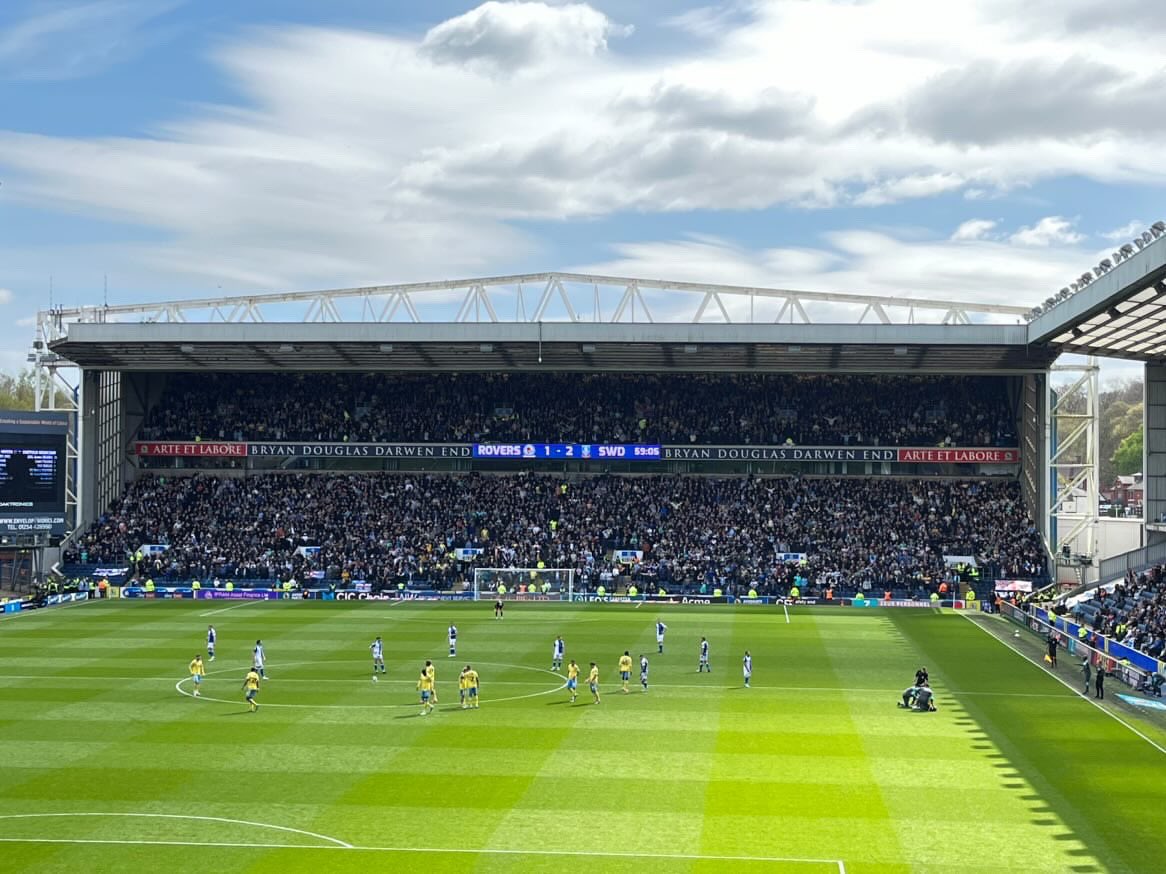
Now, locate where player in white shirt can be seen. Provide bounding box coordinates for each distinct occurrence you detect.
[655,620,667,653]
[743,650,752,687]
[448,624,458,657]
[370,636,386,674]
[640,654,649,692]
[252,640,267,678]
[552,636,565,671]
[206,625,216,661]
[698,637,710,673]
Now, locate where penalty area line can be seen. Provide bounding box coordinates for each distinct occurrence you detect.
[0,836,844,867]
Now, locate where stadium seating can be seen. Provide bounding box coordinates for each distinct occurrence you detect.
[64,473,1045,596]
[1072,566,1166,658]
[138,372,1017,447]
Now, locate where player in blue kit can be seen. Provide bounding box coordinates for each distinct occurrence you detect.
[252,640,267,679]
[370,636,386,674]
[640,654,649,692]
[743,650,752,687]
[656,620,667,653]
[552,636,565,671]
[448,624,457,657]
[206,625,216,661]
[698,637,710,672]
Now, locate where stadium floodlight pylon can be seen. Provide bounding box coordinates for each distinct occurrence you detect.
[472,567,575,601]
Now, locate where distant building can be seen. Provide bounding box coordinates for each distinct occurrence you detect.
[1103,473,1143,516]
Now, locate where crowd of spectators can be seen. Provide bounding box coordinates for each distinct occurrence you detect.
[1075,566,1166,659]
[139,372,1016,448]
[65,472,1045,596]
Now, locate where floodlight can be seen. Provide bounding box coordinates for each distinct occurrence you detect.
[581,344,596,353]
[1121,243,1135,256]
[1151,221,1165,236]
[479,344,493,353]
[277,344,295,353]
[179,344,194,353]
[379,344,393,353]
[683,344,698,353]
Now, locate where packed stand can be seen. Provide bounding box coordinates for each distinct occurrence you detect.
[1074,566,1166,659]
[65,473,1045,596]
[139,373,1016,448]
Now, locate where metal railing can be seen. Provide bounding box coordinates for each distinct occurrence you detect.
[1097,541,1166,583]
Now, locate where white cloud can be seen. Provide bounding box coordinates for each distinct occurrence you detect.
[575,222,1087,314]
[852,173,965,207]
[0,0,1164,324]
[1100,220,1146,241]
[951,219,997,241]
[1010,216,1083,247]
[0,287,14,304]
[419,1,629,73]
[663,3,756,39]
[0,0,180,80]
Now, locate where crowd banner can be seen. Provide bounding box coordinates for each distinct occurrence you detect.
[994,579,1033,593]
[135,440,1019,465]
[91,566,131,579]
[136,441,247,457]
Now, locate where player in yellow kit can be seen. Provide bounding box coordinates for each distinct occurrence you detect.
[566,660,579,703]
[458,666,469,708]
[618,651,633,693]
[242,668,261,712]
[189,655,205,698]
[588,662,601,704]
[425,660,438,704]
[464,665,480,708]
[417,668,435,715]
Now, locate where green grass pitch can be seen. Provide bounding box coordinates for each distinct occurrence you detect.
[2,600,1165,873]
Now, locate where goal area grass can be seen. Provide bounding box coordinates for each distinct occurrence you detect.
[1,599,1164,873]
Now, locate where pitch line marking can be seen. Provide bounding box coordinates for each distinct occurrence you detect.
[960,612,1166,757]
[173,659,567,709]
[0,599,104,622]
[0,812,351,848]
[0,835,843,868]
[199,601,265,617]
[0,671,1067,699]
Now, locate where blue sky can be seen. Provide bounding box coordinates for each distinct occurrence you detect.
[1,0,1163,378]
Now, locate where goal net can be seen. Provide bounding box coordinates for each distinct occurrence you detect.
[472,568,575,602]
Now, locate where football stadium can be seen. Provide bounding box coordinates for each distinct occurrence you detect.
[4,254,1166,874]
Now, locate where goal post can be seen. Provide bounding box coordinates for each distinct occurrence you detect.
[472,568,575,601]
